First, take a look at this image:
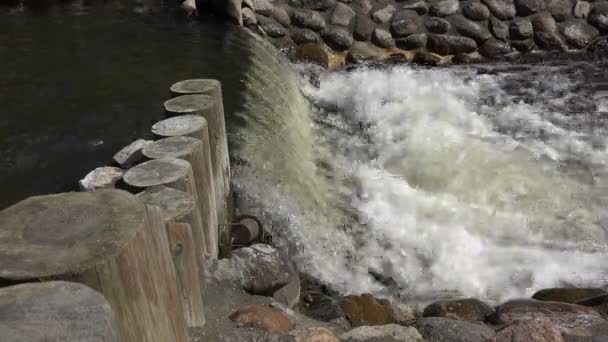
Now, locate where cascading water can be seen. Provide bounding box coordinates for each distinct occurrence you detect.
[230,37,608,303]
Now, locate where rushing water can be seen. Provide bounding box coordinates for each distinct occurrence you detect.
[232,43,608,302]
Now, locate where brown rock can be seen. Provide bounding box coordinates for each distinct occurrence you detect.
[423,298,494,323]
[532,288,607,304]
[577,294,608,319]
[229,305,294,333]
[492,318,565,342]
[340,294,397,327]
[412,51,443,65]
[296,43,346,69]
[296,327,340,342]
[532,12,557,32]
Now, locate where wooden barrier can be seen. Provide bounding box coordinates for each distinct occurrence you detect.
[0,281,119,342]
[0,190,189,342]
[137,185,206,327]
[168,79,231,227]
[151,116,219,258]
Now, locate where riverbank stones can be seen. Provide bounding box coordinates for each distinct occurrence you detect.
[401,0,429,15]
[340,294,398,327]
[330,2,355,26]
[515,0,544,16]
[573,0,591,19]
[589,2,608,32]
[371,5,396,23]
[354,15,374,41]
[463,1,491,20]
[533,288,608,304]
[372,28,395,48]
[291,9,326,31]
[428,34,478,54]
[391,10,421,37]
[396,33,428,49]
[289,0,336,10]
[450,14,492,42]
[483,0,516,19]
[415,317,495,342]
[491,17,510,40]
[321,27,354,50]
[429,0,459,17]
[426,17,450,33]
[423,298,495,323]
[291,28,321,44]
[340,325,424,341]
[510,17,534,39]
[480,37,513,56]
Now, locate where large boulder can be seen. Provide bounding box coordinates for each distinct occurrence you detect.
[483,0,516,19]
[415,317,495,342]
[321,27,354,50]
[449,14,492,43]
[510,17,534,39]
[546,0,573,22]
[589,2,608,32]
[232,244,291,295]
[423,298,494,323]
[425,17,451,33]
[463,1,491,20]
[341,324,424,342]
[340,294,398,327]
[291,9,327,31]
[330,2,356,26]
[427,34,478,55]
[491,318,565,342]
[429,0,460,17]
[229,305,294,333]
[515,0,545,16]
[390,10,422,37]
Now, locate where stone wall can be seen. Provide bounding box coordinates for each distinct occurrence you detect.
[215,0,608,66]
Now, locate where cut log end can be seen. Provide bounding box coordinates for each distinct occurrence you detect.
[0,189,144,281]
[163,94,213,117]
[170,79,220,97]
[152,115,207,138]
[142,136,202,160]
[136,186,195,222]
[123,158,192,189]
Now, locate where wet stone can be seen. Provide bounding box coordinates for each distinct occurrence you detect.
[589,2,608,32]
[483,0,516,20]
[511,38,536,51]
[573,0,591,19]
[229,305,293,333]
[391,10,421,37]
[354,15,374,41]
[372,28,396,48]
[510,17,534,39]
[430,0,460,17]
[340,294,398,327]
[427,34,478,55]
[577,294,608,319]
[331,2,356,26]
[347,41,386,63]
[561,20,599,47]
[291,9,326,31]
[372,5,396,23]
[480,37,513,56]
[492,318,565,342]
[490,17,510,40]
[412,51,443,65]
[546,0,573,22]
[449,14,492,43]
[515,0,545,15]
[243,7,257,26]
[534,31,568,50]
[291,27,321,44]
[426,17,450,33]
[288,0,336,10]
[341,324,424,342]
[533,13,558,33]
[352,0,372,14]
[321,26,354,50]
[423,298,495,323]
[252,0,274,16]
[401,0,429,15]
[415,317,496,342]
[493,299,603,329]
[273,36,297,59]
[271,6,291,27]
[533,288,608,304]
[302,292,348,326]
[258,16,288,37]
[395,33,428,49]
[463,2,491,20]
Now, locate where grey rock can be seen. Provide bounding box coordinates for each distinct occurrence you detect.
[341,324,424,341]
[511,38,537,51]
[346,41,387,63]
[449,14,492,42]
[273,36,297,59]
[589,2,608,32]
[331,2,356,26]
[426,17,450,33]
[231,244,291,295]
[401,0,429,14]
[271,5,291,27]
[573,0,591,18]
[291,9,326,31]
[415,317,495,342]
[534,31,568,50]
[301,292,348,327]
[423,298,494,323]
[490,17,510,40]
[483,0,516,19]
[515,0,545,15]
[112,139,151,169]
[396,33,428,49]
[391,10,421,37]
[430,0,460,17]
[479,37,513,56]
[546,0,573,21]
[272,267,300,309]
[353,15,374,41]
[79,167,124,191]
[560,19,599,48]
[321,27,354,50]
[288,0,336,10]
[427,34,478,55]
[463,2,491,20]
[493,318,565,342]
[532,12,558,32]
[510,17,534,39]
[291,27,321,43]
[252,0,273,16]
[372,28,396,48]
[258,16,288,37]
[372,5,396,23]
[352,0,372,14]
[242,0,254,9]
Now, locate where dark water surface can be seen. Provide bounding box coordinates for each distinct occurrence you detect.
[0,1,249,208]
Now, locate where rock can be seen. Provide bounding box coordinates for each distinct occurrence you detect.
[259,16,288,37]
[491,318,565,342]
[533,13,558,32]
[452,51,481,63]
[423,298,494,323]
[243,10,257,27]
[483,0,516,19]
[229,305,294,333]
[372,28,395,48]
[415,317,496,342]
[577,294,608,319]
[288,0,336,10]
[427,34,478,54]
[301,291,349,326]
[321,27,354,50]
[573,0,591,19]
[401,0,429,15]
[563,20,600,48]
[412,51,443,65]
[296,327,340,342]
[112,139,151,169]
[396,33,428,49]
[340,324,424,342]
[430,0,460,17]
[463,2,491,20]
[273,36,297,59]
[353,15,374,41]
[243,0,254,9]
[510,17,534,39]
[490,17,510,40]
[352,0,372,14]
[330,2,356,26]
[511,38,536,51]
[546,0,573,22]
[515,0,545,15]
[390,10,421,37]
[291,9,326,31]
[252,0,273,16]
[78,166,124,191]
[272,6,291,27]
[425,17,450,33]
[534,31,568,49]
[589,2,608,32]
[479,38,513,56]
[372,5,396,23]
[340,294,397,327]
[291,28,321,44]
[346,41,387,63]
[232,244,290,295]
[449,14,492,43]
[273,268,300,309]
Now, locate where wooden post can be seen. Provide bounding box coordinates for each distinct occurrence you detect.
[0,281,119,342]
[142,136,218,259]
[167,80,231,228]
[151,117,219,258]
[0,190,189,342]
[123,158,209,258]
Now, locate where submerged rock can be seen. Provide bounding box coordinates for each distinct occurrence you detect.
[339,294,397,327]
[415,317,495,342]
[340,324,424,341]
[423,298,494,323]
[229,305,294,333]
[532,288,608,304]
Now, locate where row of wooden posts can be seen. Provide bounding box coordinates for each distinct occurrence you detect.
[0,79,231,341]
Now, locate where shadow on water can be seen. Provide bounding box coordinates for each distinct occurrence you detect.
[0,0,252,208]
